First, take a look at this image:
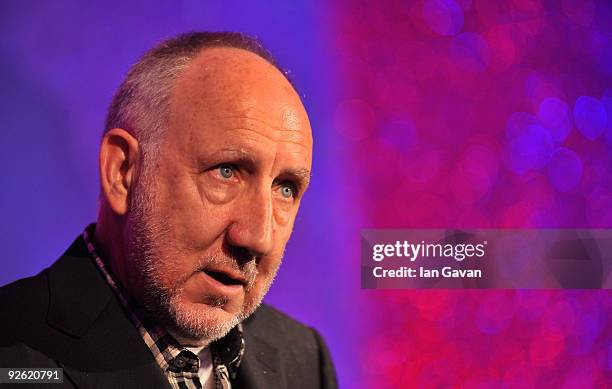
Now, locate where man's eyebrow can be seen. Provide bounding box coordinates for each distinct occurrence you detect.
[216,148,252,160]
[202,149,257,168]
[280,168,311,189]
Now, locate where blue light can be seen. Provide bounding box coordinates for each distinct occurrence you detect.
[537,97,572,143]
[507,122,554,174]
[378,116,417,154]
[602,90,612,142]
[547,147,583,192]
[573,96,607,140]
[506,112,539,139]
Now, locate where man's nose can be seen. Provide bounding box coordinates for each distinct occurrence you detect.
[226,188,274,258]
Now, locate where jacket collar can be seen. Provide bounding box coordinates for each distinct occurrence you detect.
[46,235,113,337]
[233,319,282,389]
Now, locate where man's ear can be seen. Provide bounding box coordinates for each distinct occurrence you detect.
[99,128,140,215]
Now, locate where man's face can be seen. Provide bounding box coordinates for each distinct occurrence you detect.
[125,48,312,344]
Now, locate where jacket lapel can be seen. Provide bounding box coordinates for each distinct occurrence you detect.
[233,333,283,389]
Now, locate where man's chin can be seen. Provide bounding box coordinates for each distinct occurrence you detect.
[165,299,241,344]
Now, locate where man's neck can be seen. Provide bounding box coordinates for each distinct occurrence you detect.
[167,328,211,348]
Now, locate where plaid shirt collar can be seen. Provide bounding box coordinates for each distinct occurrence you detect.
[82,224,245,389]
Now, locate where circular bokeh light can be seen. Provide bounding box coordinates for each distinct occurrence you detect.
[450,144,499,205]
[422,0,464,36]
[573,95,607,140]
[537,97,572,143]
[506,122,553,174]
[475,291,517,334]
[450,32,490,73]
[547,147,583,192]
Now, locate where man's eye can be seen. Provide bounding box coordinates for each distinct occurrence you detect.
[280,184,296,199]
[218,165,234,179]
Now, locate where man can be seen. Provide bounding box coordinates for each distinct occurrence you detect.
[0,32,337,389]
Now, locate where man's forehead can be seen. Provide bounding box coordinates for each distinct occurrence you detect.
[169,46,312,141]
[208,113,312,145]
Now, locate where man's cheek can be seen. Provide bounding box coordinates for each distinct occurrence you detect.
[256,253,283,279]
[273,206,295,227]
[170,198,228,251]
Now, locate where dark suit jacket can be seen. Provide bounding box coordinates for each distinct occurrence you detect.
[0,236,337,389]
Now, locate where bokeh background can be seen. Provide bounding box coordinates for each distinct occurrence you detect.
[2,0,612,387]
[332,0,612,387]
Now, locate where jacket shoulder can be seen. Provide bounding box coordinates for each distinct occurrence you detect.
[246,304,314,337]
[243,303,326,356]
[0,270,59,368]
[0,270,50,330]
[239,304,338,389]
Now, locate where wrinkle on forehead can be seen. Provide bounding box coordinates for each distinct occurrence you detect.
[216,114,312,144]
[221,128,312,155]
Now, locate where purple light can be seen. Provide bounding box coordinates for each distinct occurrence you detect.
[475,291,517,334]
[399,143,443,184]
[422,0,464,36]
[608,341,612,370]
[573,96,607,140]
[417,359,456,388]
[450,144,499,205]
[333,99,376,141]
[561,0,595,27]
[517,290,551,321]
[493,234,535,283]
[450,32,490,73]
[597,36,612,75]
[506,112,539,139]
[566,313,601,356]
[506,122,553,174]
[547,147,583,192]
[484,24,521,70]
[377,117,417,153]
[537,97,572,143]
[586,187,612,227]
[602,90,612,142]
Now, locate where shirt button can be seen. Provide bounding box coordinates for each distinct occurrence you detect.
[174,357,187,369]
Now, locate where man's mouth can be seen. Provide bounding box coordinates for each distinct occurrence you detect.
[202,269,246,286]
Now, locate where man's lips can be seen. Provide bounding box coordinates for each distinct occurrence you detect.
[202,267,246,286]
